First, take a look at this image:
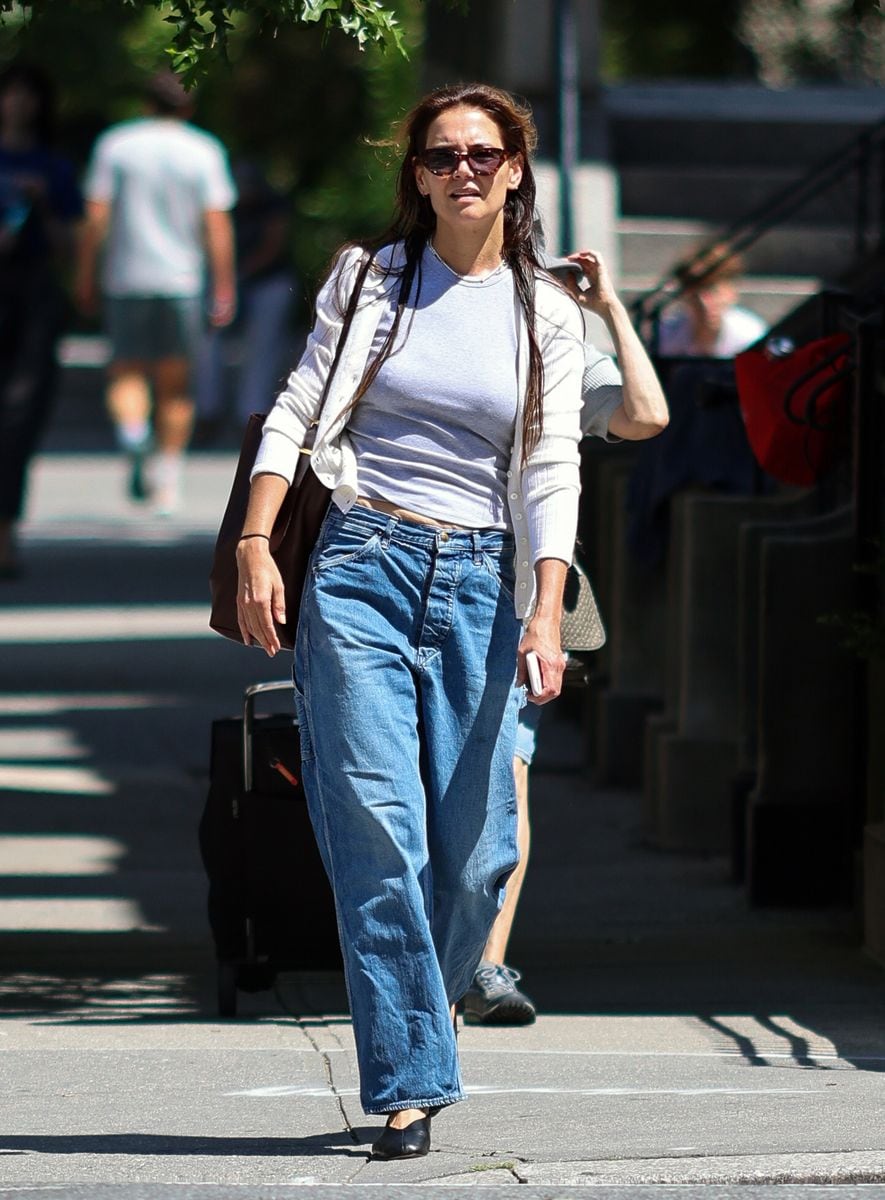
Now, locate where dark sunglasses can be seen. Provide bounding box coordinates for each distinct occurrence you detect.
[419,146,509,177]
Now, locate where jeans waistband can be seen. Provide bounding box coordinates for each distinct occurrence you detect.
[327,502,514,555]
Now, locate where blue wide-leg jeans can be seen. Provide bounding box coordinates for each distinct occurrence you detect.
[293,503,522,1114]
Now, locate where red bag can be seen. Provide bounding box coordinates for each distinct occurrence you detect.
[735,333,853,486]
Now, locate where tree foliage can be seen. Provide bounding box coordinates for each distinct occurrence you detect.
[159,0,407,76]
[601,0,884,84]
[602,0,754,79]
[739,0,884,86]
[2,0,463,77]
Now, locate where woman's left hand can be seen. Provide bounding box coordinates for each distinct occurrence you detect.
[565,249,620,318]
[517,616,566,705]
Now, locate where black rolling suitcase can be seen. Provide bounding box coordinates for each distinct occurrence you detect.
[199,680,341,1017]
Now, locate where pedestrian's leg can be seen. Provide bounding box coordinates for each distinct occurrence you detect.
[294,507,463,1116]
[107,363,152,445]
[152,355,192,514]
[482,754,531,964]
[464,728,538,1026]
[0,275,61,572]
[106,362,153,502]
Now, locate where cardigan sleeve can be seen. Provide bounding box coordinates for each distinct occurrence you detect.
[251,245,367,483]
[522,289,585,566]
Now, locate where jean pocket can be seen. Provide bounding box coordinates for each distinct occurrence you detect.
[313,523,381,574]
[481,550,516,600]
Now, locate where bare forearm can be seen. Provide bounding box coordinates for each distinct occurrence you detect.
[239,472,290,538]
[235,472,292,657]
[602,298,669,439]
[75,204,108,283]
[204,209,236,296]
[518,556,569,704]
[530,556,568,625]
[74,203,110,313]
[76,225,98,281]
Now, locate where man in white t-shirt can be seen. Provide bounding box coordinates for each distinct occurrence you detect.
[76,70,237,512]
[657,248,767,359]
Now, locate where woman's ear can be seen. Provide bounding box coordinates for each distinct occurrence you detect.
[507,153,524,192]
[414,160,429,197]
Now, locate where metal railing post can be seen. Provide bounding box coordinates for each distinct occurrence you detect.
[878,137,885,253]
[855,134,871,259]
[554,0,579,256]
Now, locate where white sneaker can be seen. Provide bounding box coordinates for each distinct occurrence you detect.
[151,453,183,516]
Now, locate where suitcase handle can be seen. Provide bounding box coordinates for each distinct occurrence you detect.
[243,680,297,792]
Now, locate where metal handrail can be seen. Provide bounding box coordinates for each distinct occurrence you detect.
[631,115,885,345]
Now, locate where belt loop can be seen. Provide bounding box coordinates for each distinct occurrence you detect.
[381,516,397,549]
[472,530,482,565]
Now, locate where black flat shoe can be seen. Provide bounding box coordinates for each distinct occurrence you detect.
[371,1115,431,1160]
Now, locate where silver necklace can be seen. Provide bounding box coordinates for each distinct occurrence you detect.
[428,240,507,283]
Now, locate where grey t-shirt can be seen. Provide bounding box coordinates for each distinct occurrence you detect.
[347,245,519,530]
[85,117,236,297]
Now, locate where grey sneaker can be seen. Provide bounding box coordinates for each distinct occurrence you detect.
[463,960,537,1025]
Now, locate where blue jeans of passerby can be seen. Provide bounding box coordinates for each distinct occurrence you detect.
[514,699,543,765]
[195,271,296,422]
[293,503,522,1114]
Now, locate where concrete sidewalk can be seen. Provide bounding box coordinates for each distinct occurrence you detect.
[0,452,883,1194]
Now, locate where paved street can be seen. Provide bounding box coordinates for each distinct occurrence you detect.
[0,450,883,1196]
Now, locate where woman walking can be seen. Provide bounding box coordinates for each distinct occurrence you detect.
[236,83,584,1158]
[0,63,82,577]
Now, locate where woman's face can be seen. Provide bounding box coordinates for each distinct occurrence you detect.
[685,279,738,337]
[414,105,523,237]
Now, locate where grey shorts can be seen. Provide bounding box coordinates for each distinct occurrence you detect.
[105,294,205,363]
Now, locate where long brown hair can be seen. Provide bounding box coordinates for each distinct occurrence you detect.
[323,82,551,461]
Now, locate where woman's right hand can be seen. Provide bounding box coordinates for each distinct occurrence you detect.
[236,539,287,656]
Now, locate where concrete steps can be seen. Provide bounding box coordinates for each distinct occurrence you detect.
[618,217,855,280]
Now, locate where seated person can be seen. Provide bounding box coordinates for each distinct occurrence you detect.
[658,248,766,359]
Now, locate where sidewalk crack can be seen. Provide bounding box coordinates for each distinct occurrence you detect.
[299,1018,361,1144]
[510,1160,529,1183]
[274,976,361,1146]
[347,1156,373,1183]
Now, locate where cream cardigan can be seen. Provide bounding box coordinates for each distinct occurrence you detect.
[252,241,584,620]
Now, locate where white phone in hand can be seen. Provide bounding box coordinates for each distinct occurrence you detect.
[525,650,543,696]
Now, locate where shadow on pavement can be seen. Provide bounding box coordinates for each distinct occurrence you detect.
[0,1133,367,1158]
